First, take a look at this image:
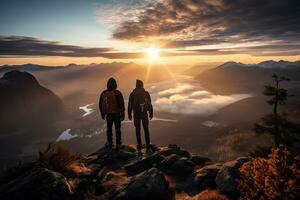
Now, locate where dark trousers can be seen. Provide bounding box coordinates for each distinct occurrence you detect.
[106,113,121,145]
[134,114,150,148]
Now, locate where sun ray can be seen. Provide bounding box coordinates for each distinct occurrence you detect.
[146,46,160,61]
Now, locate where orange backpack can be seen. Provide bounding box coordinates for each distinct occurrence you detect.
[102,90,119,114]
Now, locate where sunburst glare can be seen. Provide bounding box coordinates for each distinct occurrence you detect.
[146,46,160,61]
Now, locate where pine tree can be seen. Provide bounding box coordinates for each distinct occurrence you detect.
[254,74,300,147]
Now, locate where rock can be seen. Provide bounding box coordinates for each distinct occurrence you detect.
[107,150,136,161]
[100,171,130,197]
[89,146,111,158]
[190,156,212,166]
[125,152,165,175]
[159,144,191,158]
[99,149,137,169]
[193,163,223,188]
[122,145,137,153]
[114,168,172,200]
[215,157,249,195]
[159,154,195,175]
[0,167,72,200]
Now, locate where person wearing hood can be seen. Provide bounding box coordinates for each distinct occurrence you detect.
[128,80,153,152]
[99,78,125,150]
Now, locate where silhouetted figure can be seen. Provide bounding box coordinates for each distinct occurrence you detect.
[128,80,153,151]
[99,78,125,149]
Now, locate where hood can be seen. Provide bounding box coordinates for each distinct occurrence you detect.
[107,77,117,90]
[136,79,144,88]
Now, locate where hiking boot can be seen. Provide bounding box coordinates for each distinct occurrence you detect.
[136,144,142,152]
[105,142,113,149]
[146,147,153,155]
[114,144,123,151]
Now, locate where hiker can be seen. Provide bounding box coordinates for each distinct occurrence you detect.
[99,78,125,150]
[128,80,153,151]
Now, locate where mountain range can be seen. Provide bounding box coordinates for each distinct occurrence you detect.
[194,60,300,95]
[1,60,299,169]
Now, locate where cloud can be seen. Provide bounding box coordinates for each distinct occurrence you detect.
[110,0,300,55]
[148,79,251,115]
[0,35,145,58]
[158,84,194,96]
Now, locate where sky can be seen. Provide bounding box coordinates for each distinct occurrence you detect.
[0,0,300,66]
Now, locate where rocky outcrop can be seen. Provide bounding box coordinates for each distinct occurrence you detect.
[159,154,195,175]
[125,152,164,175]
[0,167,72,200]
[0,144,249,200]
[159,144,191,157]
[193,163,223,189]
[114,168,171,200]
[216,157,249,196]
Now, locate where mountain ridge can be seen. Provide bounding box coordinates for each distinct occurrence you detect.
[218,60,300,69]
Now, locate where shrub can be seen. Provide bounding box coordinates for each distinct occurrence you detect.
[249,146,272,158]
[238,145,300,200]
[209,130,271,162]
[194,190,228,200]
[38,143,77,173]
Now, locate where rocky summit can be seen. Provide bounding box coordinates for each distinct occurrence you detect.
[0,144,249,200]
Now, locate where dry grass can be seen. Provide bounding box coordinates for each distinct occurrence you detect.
[238,145,300,200]
[209,130,272,162]
[123,144,137,152]
[39,143,90,175]
[180,190,229,200]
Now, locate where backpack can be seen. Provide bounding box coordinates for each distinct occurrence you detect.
[133,89,149,114]
[102,90,119,114]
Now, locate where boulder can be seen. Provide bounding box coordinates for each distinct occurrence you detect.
[0,167,72,200]
[114,168,172,200]
[125,152,165,175]
[193,163,223,188]
[100,149,137,169]
[159,144,191,158]
[100,171,130,197]
[106,150,136,161]
[190,155,212,166]
[159,154,195,175]
[215,157,249,195]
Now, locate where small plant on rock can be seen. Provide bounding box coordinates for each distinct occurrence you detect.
[38,143,78,173]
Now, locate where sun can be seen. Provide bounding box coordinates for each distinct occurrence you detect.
[146,46,160,60]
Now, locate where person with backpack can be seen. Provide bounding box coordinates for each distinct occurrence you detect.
[128,80,153,152]
[99,78,125,150]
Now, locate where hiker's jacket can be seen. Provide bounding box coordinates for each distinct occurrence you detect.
[128,87,153,118]
[99,78,125,118]
[99,89,125,115]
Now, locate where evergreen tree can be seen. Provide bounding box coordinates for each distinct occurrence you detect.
[254,74,300,147]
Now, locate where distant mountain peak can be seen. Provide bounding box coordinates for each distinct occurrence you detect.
[258,60,294,68]
[218,61,246,68]
[2,70,39,87]
[66,63,78,67]
[217,60,300,69]
[0,70,63,130]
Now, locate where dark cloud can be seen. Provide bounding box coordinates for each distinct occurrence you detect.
[185,44,300,56]
[112,0,300,54]
[0,35,144,59]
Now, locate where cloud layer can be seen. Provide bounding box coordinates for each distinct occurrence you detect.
[0,36,144,58]
[148,78,251,115]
